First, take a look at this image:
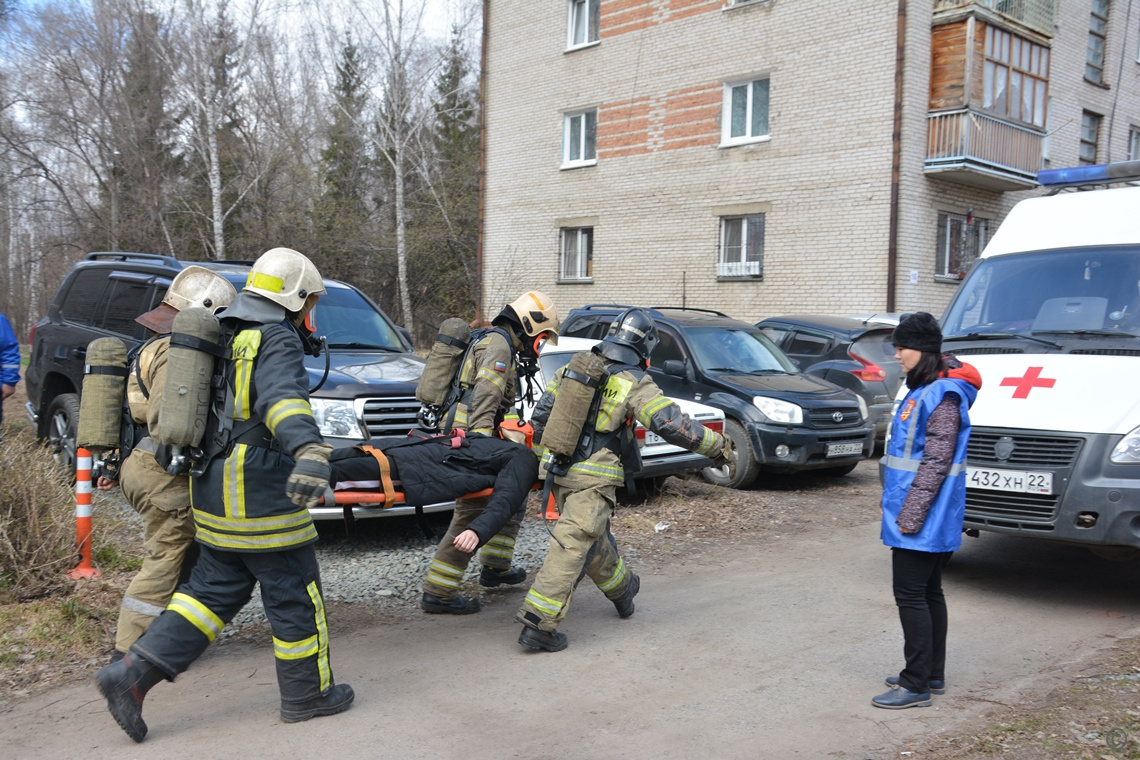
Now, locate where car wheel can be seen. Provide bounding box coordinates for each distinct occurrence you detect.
[820,463,858,477]
[44,393,80,473]
[701,419,760,489]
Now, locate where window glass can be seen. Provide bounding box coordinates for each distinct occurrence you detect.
[59,269,110,325]
[560,227,593,280]
[568,0,600,48]
[100,277,153,339]
[686,326,796,374]
[563,109,597,166]
[723,77,770,143]
[315,284,404,350]
[650,329,686,365]
[936,211,988,279]
[786,331,830,357]
[718,215,764,277]
[982,24,1048,127]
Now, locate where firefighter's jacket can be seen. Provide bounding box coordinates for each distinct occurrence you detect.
[532,353,725,485]
[190,292,324,552]
[451,328,517,435]
[127,337,167,429]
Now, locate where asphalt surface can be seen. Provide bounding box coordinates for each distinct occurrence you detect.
[4,461,1140,759]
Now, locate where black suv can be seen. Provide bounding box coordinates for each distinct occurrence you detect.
[755,315,903,441]
[26,252,432,519]
[560,305,875,488]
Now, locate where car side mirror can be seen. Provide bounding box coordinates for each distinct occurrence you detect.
[396,325,414,349]
[662,359,687,378]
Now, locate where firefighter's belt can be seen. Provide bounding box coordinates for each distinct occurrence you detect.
[232,422,283,452]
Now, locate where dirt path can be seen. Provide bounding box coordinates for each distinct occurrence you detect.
[4,460,1140,759]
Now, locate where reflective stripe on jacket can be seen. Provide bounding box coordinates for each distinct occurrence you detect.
[880,377,977,553]
[453,329,516,436]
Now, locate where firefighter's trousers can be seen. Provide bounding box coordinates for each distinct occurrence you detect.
[131,542,336,704]
[423,494,522,598]
[115,449,196,654]
[516,478,635,633]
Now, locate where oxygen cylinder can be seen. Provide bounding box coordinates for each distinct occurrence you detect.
[540,350,609,459]
[416,318,472,407]
[153,306,222,448]
[77,337,129,452]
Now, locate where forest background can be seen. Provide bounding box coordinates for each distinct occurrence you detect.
[0,0,483,346]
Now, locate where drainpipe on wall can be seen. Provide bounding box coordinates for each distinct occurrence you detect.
[475,0,489,325]
[886,0,906,312]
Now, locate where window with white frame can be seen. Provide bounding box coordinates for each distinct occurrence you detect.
[561,227,593,281]
[567,0,599,49]
[1086,0,1109,84]
[718,215,764,278]
[562,109,597,167]
[1129,126,1140,161]
[722,77,770,145]
[1080,110,1102,164]
[936,211,988,280]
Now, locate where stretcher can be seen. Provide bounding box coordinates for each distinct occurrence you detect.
[314,484,550,522]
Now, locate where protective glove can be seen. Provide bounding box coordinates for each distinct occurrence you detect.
[286,443,334,509]
[710,434,736,470]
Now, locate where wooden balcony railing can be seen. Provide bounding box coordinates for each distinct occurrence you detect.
[926,109,1043,189]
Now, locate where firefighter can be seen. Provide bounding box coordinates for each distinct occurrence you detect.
[421,291,560,614]
[94,248,353,742]
[97,266,236,662]
[516,308,735,652]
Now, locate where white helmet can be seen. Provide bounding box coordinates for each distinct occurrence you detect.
[136,265,236,333]
[505,290,560,345]
[165,265,237,314]
[244,247,326,312]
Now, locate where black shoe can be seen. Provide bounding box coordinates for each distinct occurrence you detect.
[94,652,164,742]
[885,675,945,694]
[109,649,126,665]
[421,592,481,614]
[479,566,527,587]
[613,574,640,619]
[871,686,932,709]
[518,625,568,652]
[280,683,355,723]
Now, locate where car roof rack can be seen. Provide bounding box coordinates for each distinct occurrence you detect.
[649,306,730,318]
[83,251,182,268]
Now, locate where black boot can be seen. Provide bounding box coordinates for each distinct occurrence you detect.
[518,625,568,652]
[421,592,481,614]
[108,649,126,665]
[280,683,356,723]
[479,566,527,587]
[94,651,165,742]
[613,573,640,619]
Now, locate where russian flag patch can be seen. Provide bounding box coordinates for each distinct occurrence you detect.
[494,361,507,372]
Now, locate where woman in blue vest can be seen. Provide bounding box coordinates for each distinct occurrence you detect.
[873,312,981,709]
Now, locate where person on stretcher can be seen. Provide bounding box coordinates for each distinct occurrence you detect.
[327,431,539,554]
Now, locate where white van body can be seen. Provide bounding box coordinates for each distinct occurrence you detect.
[939,168,1140,550]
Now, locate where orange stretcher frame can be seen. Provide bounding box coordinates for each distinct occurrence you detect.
[322,482,555,519]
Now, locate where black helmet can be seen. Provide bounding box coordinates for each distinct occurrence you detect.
[599,308,660,364]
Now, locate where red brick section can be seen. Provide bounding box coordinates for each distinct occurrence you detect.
[602,0,721,38]
[598,85,720,158]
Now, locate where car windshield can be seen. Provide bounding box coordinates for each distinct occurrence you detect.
[313,285,405,350]
[538,351,574,381]
[685,326,797,374]
[943,247,1140,339]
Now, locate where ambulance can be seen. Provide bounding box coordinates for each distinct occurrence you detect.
[938,160,1140,555]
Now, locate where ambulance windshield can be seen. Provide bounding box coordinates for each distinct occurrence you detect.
[942,246,1140,340]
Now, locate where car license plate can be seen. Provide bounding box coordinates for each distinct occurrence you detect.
[644,430,665,446]
[967,467,1053,494]
[826,442,863,457]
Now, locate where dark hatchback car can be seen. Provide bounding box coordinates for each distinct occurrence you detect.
[560,305,875,488]
[755,315,903,441]
[26,252,433,519]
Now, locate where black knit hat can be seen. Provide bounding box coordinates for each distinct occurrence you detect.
[891,312,943,354]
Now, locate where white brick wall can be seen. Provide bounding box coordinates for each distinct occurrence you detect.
[483,0,1140,322]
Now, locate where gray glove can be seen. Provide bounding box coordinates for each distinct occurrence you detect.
[286,443,333,509]
[711,435,736,470]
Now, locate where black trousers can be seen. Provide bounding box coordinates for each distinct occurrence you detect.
[131,541,335,703]
[891,547,951,694]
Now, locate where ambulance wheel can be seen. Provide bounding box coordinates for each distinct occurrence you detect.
[44,393,80,473]
[701,419,759,490]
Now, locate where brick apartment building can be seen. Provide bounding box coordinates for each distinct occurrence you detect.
[479,0,1140,322]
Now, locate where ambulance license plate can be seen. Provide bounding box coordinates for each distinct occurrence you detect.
[826,442,864,457]
[967,467,1053,494]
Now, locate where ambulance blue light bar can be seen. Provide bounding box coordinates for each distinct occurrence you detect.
[1038,160,1140,186]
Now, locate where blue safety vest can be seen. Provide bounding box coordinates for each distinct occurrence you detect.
[880,377,977,553]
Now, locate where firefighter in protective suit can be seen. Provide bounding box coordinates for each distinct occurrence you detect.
[421,291,560,614]
[516,308,735,652]
[95,248,353,742]
[97,266,236,661]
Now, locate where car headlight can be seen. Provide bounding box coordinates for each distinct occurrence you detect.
[752,396,803,424]
[310,398,365,440]
[1111,426,1140,464]
[856,394,868,421]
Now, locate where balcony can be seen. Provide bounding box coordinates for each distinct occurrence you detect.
[717,261,762,279]
[925,109,1042,191]
[933,0,1053,37]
